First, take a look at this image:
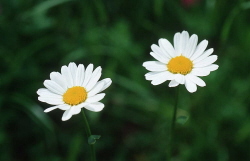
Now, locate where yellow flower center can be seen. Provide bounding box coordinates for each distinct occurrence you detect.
[63,86,87,105]
[167,56,193,75]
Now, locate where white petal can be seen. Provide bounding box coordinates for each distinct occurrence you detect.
[68,62,78,86]
[185,77,197,93]
[95,78,112,93]
[143,61,167,72]
[84,102,104,112]
[86,93,105,103]
[179,31,189,54]
[37,88,47,95]
[193,48,214,64]
[75,64,85,86]
[86,66,102,91]
[44,106,58,112]
[145,71,165,80]
[202,64,219,71]
[87,81,105,97]
[174,74,185,84]
[74,102,88,109]
[191,68,210,76]
[44,104,70,112]
[37,88,54,96]
[190,40,208,61]
[61,65,74,88]
[151,71,175,85]
[38,96,64,105]
[62,108,74,121]
[150,52,169,64]
[158,38,176,58]
[186,74,206,87]
[82,64,94,86]
[174,32,181,55]
[169,80,179,87]
[71,106,81,115]
[50,72,67,90]
[184,34,198,58]
[44,80,65,95]
[151,44,170,62]
[194,55,218,68]
[37,89,62,98]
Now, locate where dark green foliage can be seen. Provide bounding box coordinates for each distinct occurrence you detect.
[1,0,250,160]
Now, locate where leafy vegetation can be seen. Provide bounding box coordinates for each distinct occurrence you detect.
[1,0,250,160]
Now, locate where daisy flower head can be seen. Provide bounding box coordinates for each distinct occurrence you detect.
[143,31,218,93]
[37,63,112,121]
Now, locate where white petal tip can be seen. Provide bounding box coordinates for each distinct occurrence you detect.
[44,109,50,113]
[106,78,112,84]
[151,83,158,86]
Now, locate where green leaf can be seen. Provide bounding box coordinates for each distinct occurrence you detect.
[88,135,101,145]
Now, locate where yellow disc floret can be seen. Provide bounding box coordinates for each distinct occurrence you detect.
[167,56,193,75]
[63,86,87,105]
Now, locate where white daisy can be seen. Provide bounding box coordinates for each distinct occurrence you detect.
[37,62,112,121]
[143,31,218,93]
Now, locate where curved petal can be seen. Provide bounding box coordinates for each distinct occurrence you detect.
[184,34,198,58]
[201,64,219,72]
[87,81,105,97]
[68,62,78,85]
[50,72,67,90]
[75,64,85,86]
[86,93,105,103]
[44,104,70,112]
[71,106,82,115]
[150,45,169,63]
[44,80,65,95]
[62,108,74,121]
[184,77,197,93]
[82,64,94,86]
[194,55,218,68]
[150,71,175,85]
[145,71,166,80]
[169,80,179,87]
[150,52,169,64]
[37,88,62,98]
[190,40,208,61]
[143,61,167,72]
[174,32,181,55]
[191,68,210,77]
[38,96,64,105]
[94,78,112,93]
[193,48,214,64]
[179,31,189,55]
[86,66,102,91]
[84,102,104,112]
[186,74,206,87]
[158,38,175,58]
[61,65,74,88]
[174,74,185,84]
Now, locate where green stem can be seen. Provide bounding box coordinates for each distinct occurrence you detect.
[168,86,180,160]
[81,110,96,161]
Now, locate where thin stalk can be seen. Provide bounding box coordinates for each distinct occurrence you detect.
[168,86,180,161]
[82,110,96,161]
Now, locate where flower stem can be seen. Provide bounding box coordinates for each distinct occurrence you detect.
[81,110,96,161]
[168,86,180,160]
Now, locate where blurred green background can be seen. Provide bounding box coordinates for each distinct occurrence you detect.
[1,0,250,160]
